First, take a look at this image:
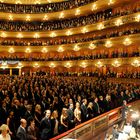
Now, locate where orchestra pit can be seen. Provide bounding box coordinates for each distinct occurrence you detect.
[0,0,140,140]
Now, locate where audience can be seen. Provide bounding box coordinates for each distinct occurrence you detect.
[0,25,139,46]
[0,2,139,31]
[0,0,96,14]
[0,74,139,139]
[0,48,139,62]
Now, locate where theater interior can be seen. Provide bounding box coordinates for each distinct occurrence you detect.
[0,0,140,140]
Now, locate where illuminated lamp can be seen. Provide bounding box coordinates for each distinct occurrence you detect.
[105,40,112,48]
[112,60,121,67]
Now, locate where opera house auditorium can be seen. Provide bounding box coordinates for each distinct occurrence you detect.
[0,0,140,140]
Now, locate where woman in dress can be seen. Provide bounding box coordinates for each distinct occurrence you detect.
[59,108,68,134]
[51,110,59,137]
[74,102,81,126]
[6,111,16,140]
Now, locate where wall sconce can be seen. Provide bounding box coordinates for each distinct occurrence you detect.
[105,40,112,48]
[112,60,121,67]
[123,38,132,46]
[95,61,103,68]
[131,59,140,67]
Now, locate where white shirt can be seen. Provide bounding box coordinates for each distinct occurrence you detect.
[0,134,11,140]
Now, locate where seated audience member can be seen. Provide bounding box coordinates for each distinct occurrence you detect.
[59,108,68,134]
[51,110,59,137]
[27,118,37,140]
[40,110,52,140]
[0,124,11,140]
[16,119,27,140]
[74,102,82,126]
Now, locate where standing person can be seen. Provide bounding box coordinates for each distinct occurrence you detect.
[16,119,27,140]
[93,97,100,117]
[40,110,52,140]
[27,118,37,140]
[67,104,75,129]
[59,108,68,134]
[0,124,11,140]
[81,99,88,122]
[6,111,16,140]
[87,102,94,120]
[121,100,128,127]
[74,102,81,126]
[51,110,59,137]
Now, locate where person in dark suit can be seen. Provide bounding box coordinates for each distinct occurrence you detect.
[67,103,75,129]
[40,110,52,140]
[16,118,27,140]
[81,99,88,122]
[93,97,100,117]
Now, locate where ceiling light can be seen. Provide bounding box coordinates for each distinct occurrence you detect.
[50,32,56,38]
[49,63,55,68]
[89,43,96,50]
[43,15,48,20]
[59,12,64,19]
[73,45,80,51]
[131,59,140,67]
[112,60,121,67]
[8,48,15,53]
[1,32,7,38]
[0,0,4,2]
[98,23,104,30]
[105,40,112,48]
[17,33,23,38]
[41,47,48,53]
[66,30,72,36]
[123,38,132,46]
[8,14,13,20]
[26,15,31,21]
[135,14,140,22]
[115,19,123,26]
[95,61,103,68]
[92,4,97,11]
[75,9,80,15]
[82,27,88,34]
[57,47,64,52]
[25,48,31,53]
[34,33,40,38]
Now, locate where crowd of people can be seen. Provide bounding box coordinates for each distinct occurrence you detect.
[0,2,140,31]
[0,75,139,140]
[34,70,140,79]
[0,8,112,31]
[0,0,96,13]
[0,25,140,46]
[0,48,139,61]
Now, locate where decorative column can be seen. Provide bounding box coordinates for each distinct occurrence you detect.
[10,68,12,76]
[19,68,21,76]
